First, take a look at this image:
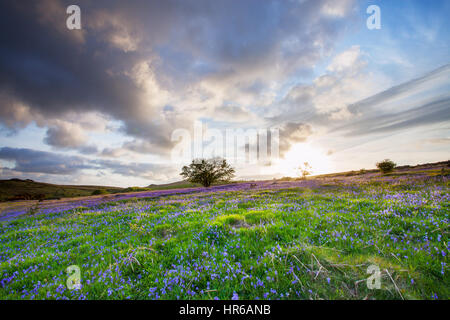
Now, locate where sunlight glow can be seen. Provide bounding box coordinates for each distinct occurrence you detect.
[277,143,332,177]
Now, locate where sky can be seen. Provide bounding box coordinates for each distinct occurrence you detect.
[0,0,449,187]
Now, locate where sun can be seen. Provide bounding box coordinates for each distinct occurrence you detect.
[276,143,332,177]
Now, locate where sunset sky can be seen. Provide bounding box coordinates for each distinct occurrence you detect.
[0,0,449,187]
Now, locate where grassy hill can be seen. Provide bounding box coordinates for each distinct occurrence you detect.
[1,160,448,202]
[0,179,240,202]
[312,160,450,178]
[0,179,123,202]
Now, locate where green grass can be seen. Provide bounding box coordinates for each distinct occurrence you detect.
[0,176,448,300]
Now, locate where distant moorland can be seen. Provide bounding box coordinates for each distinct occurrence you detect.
[1,160,448,202]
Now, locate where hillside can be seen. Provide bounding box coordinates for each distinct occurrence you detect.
[1,160,448,203]
[312,160,450,178]
[147,180,243,190]
[0,179,123,202]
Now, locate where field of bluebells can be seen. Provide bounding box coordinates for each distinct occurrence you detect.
[0,174,448,300]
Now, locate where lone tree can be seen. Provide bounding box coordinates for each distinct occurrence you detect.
[181,158,235,187]
[299,162,312,179]
[376,159,396,173]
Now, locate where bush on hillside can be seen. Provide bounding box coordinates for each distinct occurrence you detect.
[92,189,108,195]
[376,159,396,174]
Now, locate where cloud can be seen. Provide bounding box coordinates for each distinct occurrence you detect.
[213,105,253,122]
[334,64,450,136]
[0,147,91,174]
[100,147,129,158]
[343,97,450,136]
[94,159,176,180]
[279,122,313,156]
[44,122,88,149]
[320,0,354,18]
[42,116,107,153]
[4,1,447,182]
[423,137,450,144]
[327,45,364,73]
[0,91,42,130]
[78,145,99,155]
[268,44,378,125]
[265,44,383,157]
[0,147,174,181]
[0,0,358,158]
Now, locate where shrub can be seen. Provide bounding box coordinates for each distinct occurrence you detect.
[376,159,396,173]
[92,189,108,195]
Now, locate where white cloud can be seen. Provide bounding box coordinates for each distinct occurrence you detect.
[327,45,364,73]
[321,0,355,18]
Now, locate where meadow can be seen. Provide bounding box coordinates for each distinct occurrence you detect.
[0,172,448,300]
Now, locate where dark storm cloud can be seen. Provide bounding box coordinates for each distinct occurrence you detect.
[0,0,357,154]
